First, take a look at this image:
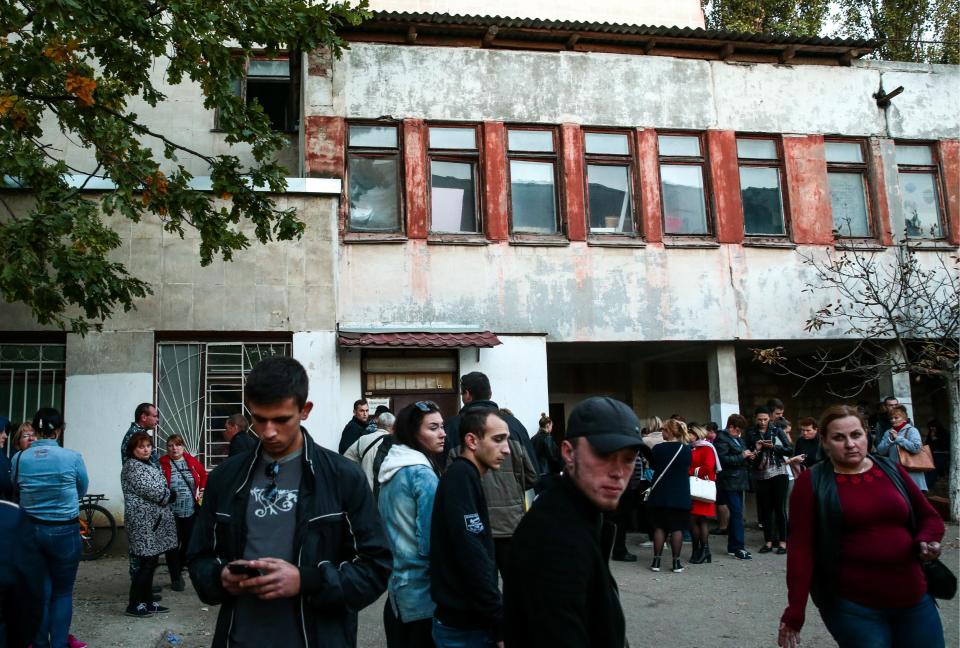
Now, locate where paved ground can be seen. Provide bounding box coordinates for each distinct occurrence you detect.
[71,524,959,647]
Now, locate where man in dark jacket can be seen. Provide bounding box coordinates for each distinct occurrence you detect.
[188,357,391,648]
[714,413,755,560]
[431,408,510,647]
[338,399,369,454]
[0,500,44,648]
[225,413,257,457]
[504,396,643,648]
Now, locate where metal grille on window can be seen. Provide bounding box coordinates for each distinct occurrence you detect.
[0,343,65,454]
[156,341,290,470]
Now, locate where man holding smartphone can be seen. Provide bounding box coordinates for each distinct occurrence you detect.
[188,357,392,648]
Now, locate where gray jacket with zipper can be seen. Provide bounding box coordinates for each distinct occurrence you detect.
[187,428,392,648]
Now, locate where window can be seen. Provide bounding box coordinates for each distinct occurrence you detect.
[507,128,560,234]
[895,144,945,239]
[737,137,787,236]
[227,56,294,132]
[825,140,872,237]
[347,124,402,233]
[584,131,637,235]
[658,134,710,235]
[0,343,66,450]
[428,126,481,234]
[156,340,290,470]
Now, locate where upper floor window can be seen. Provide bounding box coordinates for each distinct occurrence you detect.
[507,128,560,234]
[895,143,944,239]
[428,126,481,234]
[737,137,786,237]
[584,131,637,235]
[226,56,294,132]
[658,134,711,236]
[825,140,871,238]
[347,124,402,233]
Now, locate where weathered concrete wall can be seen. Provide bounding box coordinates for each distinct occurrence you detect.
[293,330,341,451]
[367,0,705,28]
[326,44,958,139]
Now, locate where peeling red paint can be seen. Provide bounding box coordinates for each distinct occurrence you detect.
[403,119,429,239]
[707,130,743,244]
[303,115,344,178]
[937,139,960,246]
[783,135,833,245]
[306,50,332,77]
[561,124,587,241]
[482,122,509,241]
[868,139,894,246]
[636,128,662,243]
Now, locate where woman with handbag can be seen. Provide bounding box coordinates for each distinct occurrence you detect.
[159,434,207,591]
[687,424,718,564]
[121,432,177,617]
[875,405,929,492]
[778,405,947,648]
[646,418,692,573]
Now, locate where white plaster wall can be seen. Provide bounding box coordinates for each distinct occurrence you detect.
[293,331,341,450]
[338,348,364,437]
[330,43,958,139]
[458,336,549,434]
[367,0,705,28]
[64,372,153,522]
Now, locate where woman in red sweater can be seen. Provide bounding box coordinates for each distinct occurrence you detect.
[778,405,945,648]
[687,424,718,564]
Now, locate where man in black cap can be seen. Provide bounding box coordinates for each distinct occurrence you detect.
[503,396,643,648]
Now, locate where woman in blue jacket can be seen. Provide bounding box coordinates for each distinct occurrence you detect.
[377,401,445,648]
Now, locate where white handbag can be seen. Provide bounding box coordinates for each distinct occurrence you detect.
[689,467,717,503]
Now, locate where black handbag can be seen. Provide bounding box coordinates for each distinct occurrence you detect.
[923,558,957,599]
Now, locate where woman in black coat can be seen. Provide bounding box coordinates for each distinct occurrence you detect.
[645,418,692,573]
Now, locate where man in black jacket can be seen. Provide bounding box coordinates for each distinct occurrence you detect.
[504,396,643,648]
[714,413,755,560]
[188,357,391,648]
[431,408,510,648]
[338,399,370,454]
[224,413,257,457]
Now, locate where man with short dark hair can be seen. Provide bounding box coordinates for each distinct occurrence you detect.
[431,408,510,648]
[504,397,642,648]
[873,395,900,450]
[189,357,391,648]
[120,403,159,465]
[338,398,370,454]
[714,413,754,560]
[224,413,256,457]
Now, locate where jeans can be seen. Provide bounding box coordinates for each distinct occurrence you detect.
[820,594,945,648]
[129,555,159,609]
[724,490,745,553]
[432,618,496,648]
[33,522,81,648]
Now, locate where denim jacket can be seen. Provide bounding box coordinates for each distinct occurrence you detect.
[13,439,88,521]
[377,444,439,622]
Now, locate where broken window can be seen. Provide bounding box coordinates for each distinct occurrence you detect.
[737,137,787,237]
[825,140,872,238]
[507,128,560,234]
[658,133,711,236]
[347,124,403,233]
[895,143,945,239]
[224,56,295,132]
[428,126,481,234]
[584,130,638,236]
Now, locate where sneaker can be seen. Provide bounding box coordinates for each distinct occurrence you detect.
[612,552,638,562]
[68,635,88,648]
[151,603,170,614]
[125,603,152,618]
[758,545,773,554]
[671,559,684,573]
[776,546,787,555]
[731,549,753,560]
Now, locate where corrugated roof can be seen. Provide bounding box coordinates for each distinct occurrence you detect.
[358,11,877,49]
[337,331,502,349]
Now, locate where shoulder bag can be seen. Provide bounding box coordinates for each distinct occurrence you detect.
[643,445,683,502]
[689,466,716,503]
[897,444,935,472]
[923,558,958,600]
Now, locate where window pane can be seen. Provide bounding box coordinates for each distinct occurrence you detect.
[349,125,398,148]
[660,164,707,234]
[895,145,934,166]
[900,172,943,238]
[825,141,864,164]
[510,160,557,233]
[431,160,478,233]
[248,59,289,77]
[740,166,785,235]
[585,133,629,156]
[828,172,870,237]
[736,138,778,160]
[658,135,700,157]
[587,165,633,233]
[429,127,477,150]
[348,156,401,232]
[508,130,554,152]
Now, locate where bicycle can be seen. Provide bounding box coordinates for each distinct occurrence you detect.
[78,494,117,560]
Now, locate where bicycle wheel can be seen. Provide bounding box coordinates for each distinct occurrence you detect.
[79,503,117,560]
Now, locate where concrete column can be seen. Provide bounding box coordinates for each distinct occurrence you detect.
[292,330,341,450]
[708,344,740,426]
[629,359,649,418]
[876,343,914,420]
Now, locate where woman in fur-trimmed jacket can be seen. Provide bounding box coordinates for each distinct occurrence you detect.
[121,431,177,617]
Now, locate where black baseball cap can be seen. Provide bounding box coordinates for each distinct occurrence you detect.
[566,397,643,453]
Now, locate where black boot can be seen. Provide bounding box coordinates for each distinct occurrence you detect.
[700,540,712,564]
[689,539,703,563]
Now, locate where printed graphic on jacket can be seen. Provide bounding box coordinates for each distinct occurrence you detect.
[464,513,484,534]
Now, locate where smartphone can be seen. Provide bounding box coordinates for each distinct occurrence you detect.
[227,562,262,577]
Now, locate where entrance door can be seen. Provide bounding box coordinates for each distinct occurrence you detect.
[362,349,460,424]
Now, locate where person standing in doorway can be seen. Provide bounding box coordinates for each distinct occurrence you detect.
[338,399,370,455]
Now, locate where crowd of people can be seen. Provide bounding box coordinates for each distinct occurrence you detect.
[0,361,952,648]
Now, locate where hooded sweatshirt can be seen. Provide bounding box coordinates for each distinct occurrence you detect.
[377,444,439,622]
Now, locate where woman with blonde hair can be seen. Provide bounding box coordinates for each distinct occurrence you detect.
[643,416,664,448]
[646,418,692,573]
[687,424,719,564]
[12,422,36,452]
